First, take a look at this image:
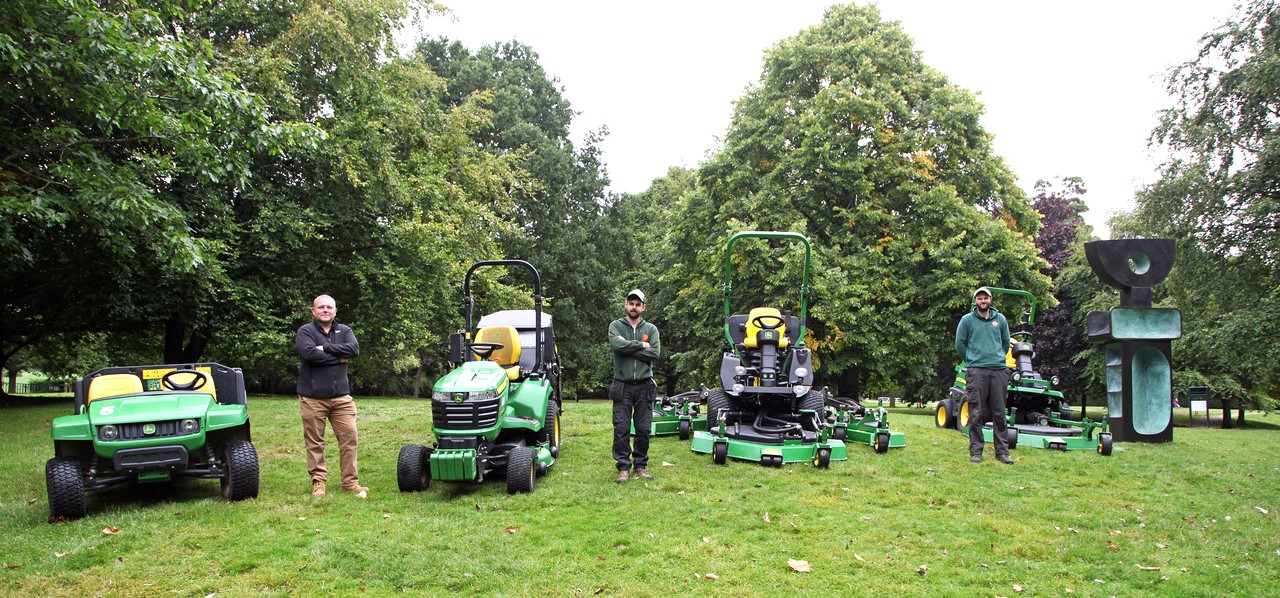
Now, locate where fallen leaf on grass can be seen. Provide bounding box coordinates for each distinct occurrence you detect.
[504,526,520,534]
[763,513,771,523]
[788,559,811,573]
[853,553,864,562]
[383,514,390,519]
[1136,565,1161,571]
[113,557,123,565]
[101,527,120,535]
[54,552,68,558]
[662,461,674,467]
[1013,583,1024,592]
[702,537,711,543]
[705,573,719,580]
[1256,506,1269,514]
[980,563,989,568]
[47,516,65,524]
[916,565,928,576]
[298,517,306,521]
[5,563,22,569]
[27,498,36,505]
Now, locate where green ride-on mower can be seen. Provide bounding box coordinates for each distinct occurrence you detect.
[823,395,905,453]
[935,287,1113,455]
[46,363,259,520]
[397,260,562,495]
[690,231,849,467]
[643,388,708,439]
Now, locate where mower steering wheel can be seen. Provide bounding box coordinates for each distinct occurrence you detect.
[751,314,786,331]
[469,342,504,360]
[161,369,209,391]
[1012,330,1033,342]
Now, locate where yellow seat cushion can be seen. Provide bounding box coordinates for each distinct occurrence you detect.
[743,307,790,349]
[474,325,523,381]
[87,374,144,403]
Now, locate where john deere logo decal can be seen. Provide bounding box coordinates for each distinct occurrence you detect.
[764,331,775,339]
[453,393,466,403]
[143,423,156,435]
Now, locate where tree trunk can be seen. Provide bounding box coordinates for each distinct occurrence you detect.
[6,368,15,394]
[838,366,862,400]
[1222,400,1233,429]
[1237,407,1246,427]
[164,318,209,364]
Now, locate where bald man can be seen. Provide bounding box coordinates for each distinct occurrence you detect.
[296,294,366,497]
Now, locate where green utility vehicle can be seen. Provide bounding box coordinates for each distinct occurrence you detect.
[46,363,258,520]
[397,260,562,494]
[690,231,850,467]
[936,287,1112,455]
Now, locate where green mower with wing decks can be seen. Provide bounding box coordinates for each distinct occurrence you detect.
[935,287,1112,455]
[397,260,563,495]
[691,231,859,467]
[643,388,708,439]
[46,363,259,520]
[824,395,905,453]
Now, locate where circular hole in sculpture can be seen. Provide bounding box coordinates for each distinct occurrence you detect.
[1128,251,1150,275]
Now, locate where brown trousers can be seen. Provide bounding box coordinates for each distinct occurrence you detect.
[299,394,360,489]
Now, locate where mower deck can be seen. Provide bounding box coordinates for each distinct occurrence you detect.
[690,430,847,466]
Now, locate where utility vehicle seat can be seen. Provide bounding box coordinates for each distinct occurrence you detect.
[474,325,523,381]
[87,374,144,403]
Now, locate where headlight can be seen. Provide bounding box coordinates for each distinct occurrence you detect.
[1011,372,1022,382]
[432,390,450,402]
[100,425,118,440]
[793,385,811,397]
[471,389,499,402]
[795,367,809,379]
[1051,376,1060,386]
[180,419,199,434]
[731,383,744,394]
[734,365,746,377]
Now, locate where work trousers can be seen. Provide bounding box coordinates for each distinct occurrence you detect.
[966,367,1011,458]
[611,379,655,471]
[300,394,361,489]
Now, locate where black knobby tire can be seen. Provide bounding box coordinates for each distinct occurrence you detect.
[705,388,729,432]
[220,440,260,501]
[874,432,891,454]
[678,418,691,440]
[506,447,536,494]
[536,402,561,459]
[799,391,824,414]
[832,426,847,441]
[936,402,955,429]
[712,442,728,465]
[1007,427,1019,450]
[814,447,831,469]
[1098,433,1114,456]
[397,444,430,492]
[46,457,86,521]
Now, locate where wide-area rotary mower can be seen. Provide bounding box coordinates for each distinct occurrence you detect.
[397,260,563,495]
[935,287,1112,455]
[690,231,903,466]
[46,363,259,520]
[645,389,707,439]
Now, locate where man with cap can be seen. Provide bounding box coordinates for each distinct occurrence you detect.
[955,286,1014,464]
[608,289,661,482]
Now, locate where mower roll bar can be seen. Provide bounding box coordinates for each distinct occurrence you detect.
[462,259,543,371]
[722,231,811,351]
[971,286,1038,326]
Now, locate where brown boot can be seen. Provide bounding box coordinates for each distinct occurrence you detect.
[634,468,652,480]
[312,481,327,497]
[616,470,630,483]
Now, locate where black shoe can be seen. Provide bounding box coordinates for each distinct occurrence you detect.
[970,455,982,463]
[997,455,1014,465]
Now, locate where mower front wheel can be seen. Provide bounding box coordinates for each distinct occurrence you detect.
[678,419,691,440]
[1097,433,1114,456]
[1007,427,1019,450]
[832,425,847,441]
[813,447,831,468]
[712,442,728,465]
[220,440,260,501]
[874,432,891,454]
[46,457,86,521]
[397,444,430,492]
[506,447,536,494]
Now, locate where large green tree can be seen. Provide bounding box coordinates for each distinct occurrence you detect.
[1119,0,1279,410]
[653,3,1051,400]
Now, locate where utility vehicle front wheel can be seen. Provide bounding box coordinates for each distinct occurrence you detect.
[221,440,260,501]
[46,457,86,521]
[506,447,536,494]
[397,444,430,492]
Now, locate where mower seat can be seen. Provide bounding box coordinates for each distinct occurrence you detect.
[474,325,523,381]
[743,307,790,349]
[87,374,144,403]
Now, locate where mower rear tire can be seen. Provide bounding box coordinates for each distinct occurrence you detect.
[678,418,691,440]
[46,457,86,521]
[712,442,728,465]
[957,400,971,431]
[506,447,536,494]
[397,444,430,492]
[536,403,561,459]
[814,447,831,468]
[220,440,260,501]
[1097,433,1114,456]
[935,401,956,429]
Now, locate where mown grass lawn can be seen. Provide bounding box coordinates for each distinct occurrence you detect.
[1,396,1276,596]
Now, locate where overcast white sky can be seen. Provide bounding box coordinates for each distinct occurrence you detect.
[414,1,1239,237]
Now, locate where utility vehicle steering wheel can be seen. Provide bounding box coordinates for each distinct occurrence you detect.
[161,369,209,391]
[751,314,786,331]
[469,342,504,360]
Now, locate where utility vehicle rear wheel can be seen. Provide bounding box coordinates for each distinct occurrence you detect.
[506,447,536,494]
[46,457,86,521]
[220,440,260,501]
[397,444,430,492]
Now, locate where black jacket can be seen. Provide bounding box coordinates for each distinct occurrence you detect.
[296,320,360,398]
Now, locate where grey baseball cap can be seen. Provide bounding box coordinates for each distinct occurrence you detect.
[626,289,646,303]
[974,286,992,298]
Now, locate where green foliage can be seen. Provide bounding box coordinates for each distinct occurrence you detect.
[650,4,1050,399]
